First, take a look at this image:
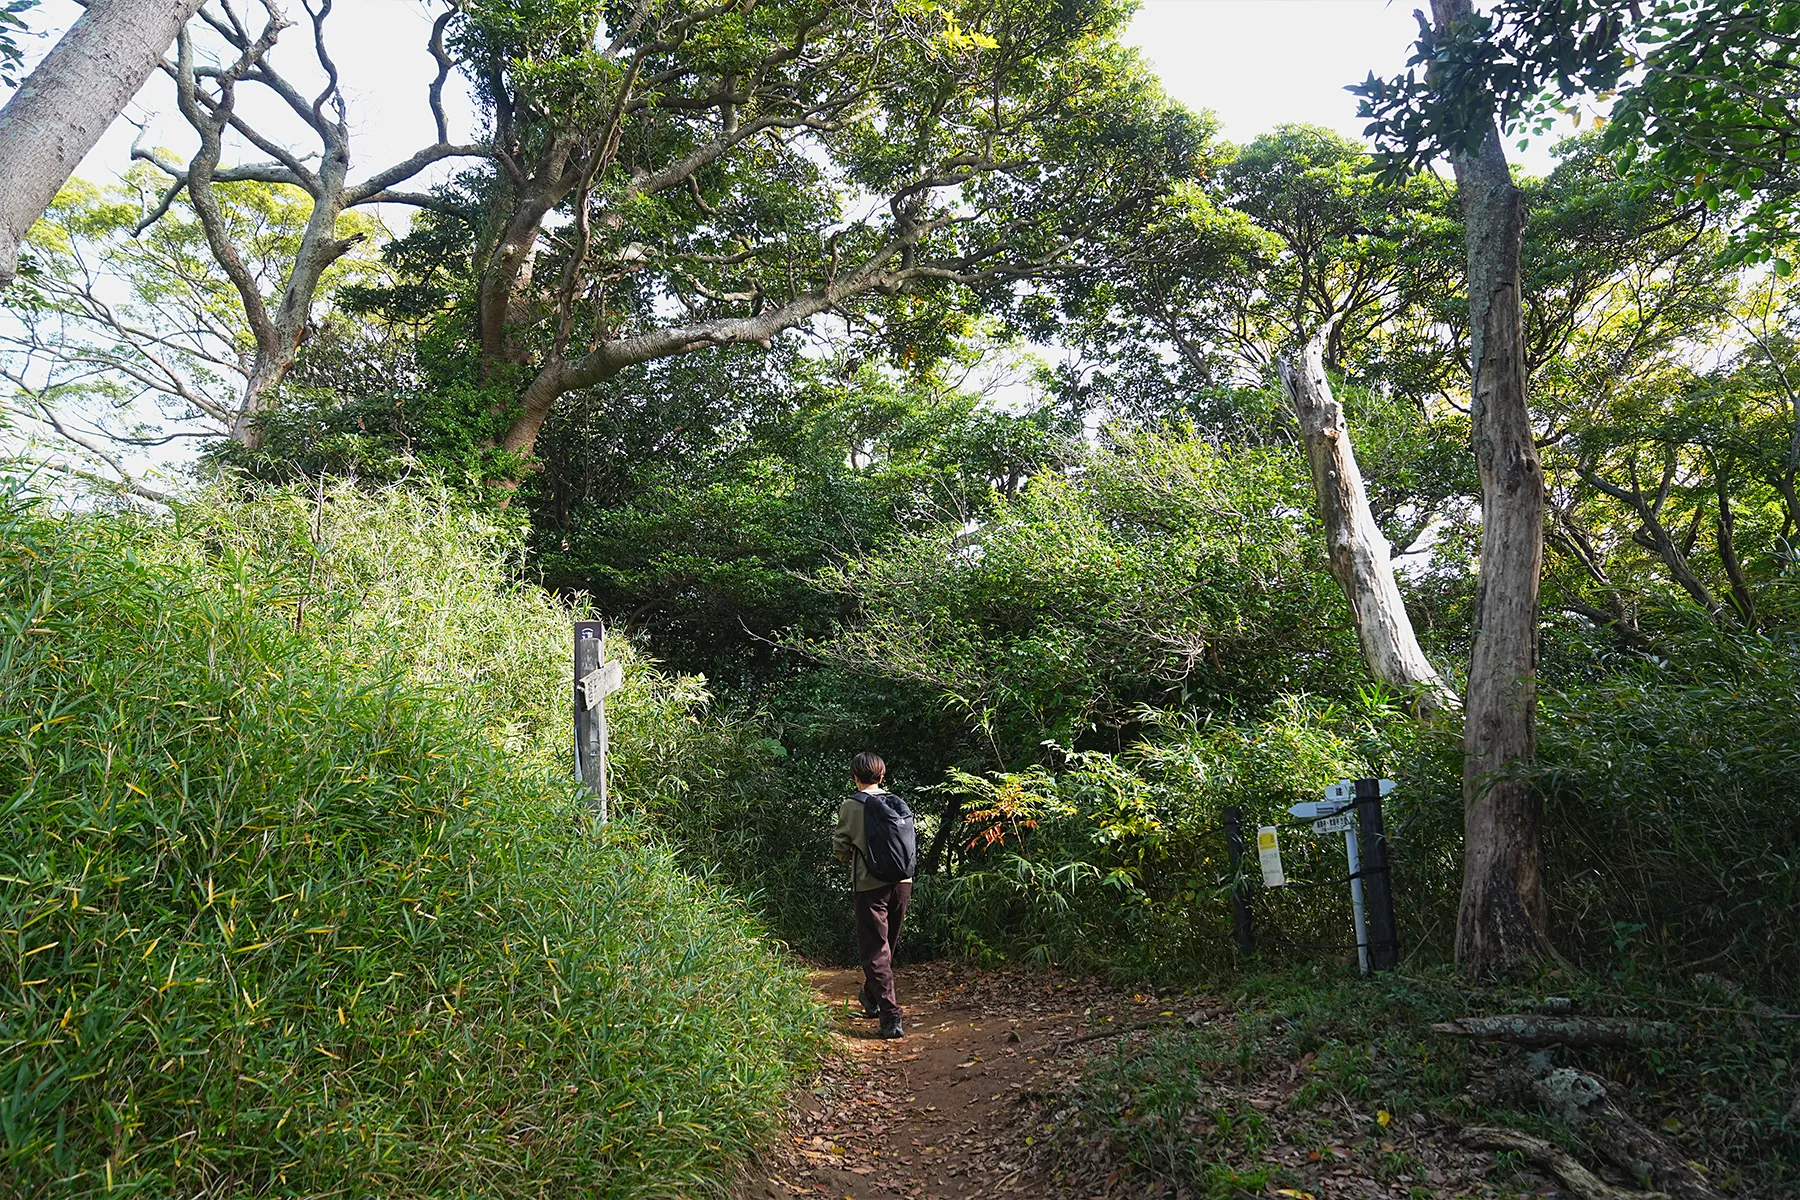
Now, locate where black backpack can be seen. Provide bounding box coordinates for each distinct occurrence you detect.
[860,790,918,883]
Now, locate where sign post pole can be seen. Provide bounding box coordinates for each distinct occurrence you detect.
[1345,820,1369,975]
[1296,777,1400,976]
[574,622,624,823]
[1355,777,1399,971]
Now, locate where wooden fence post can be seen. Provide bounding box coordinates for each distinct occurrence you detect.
[574,621,608,823]
[1224,805,1256,960]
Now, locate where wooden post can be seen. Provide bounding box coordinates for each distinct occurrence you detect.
[574,621,608,823]
[1355,778,1399,972]
[1224,805,1255,959]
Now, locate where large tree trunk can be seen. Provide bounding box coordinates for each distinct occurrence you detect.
[1280,327,1459,717]
[0,0,205,289]
[1433,0,1551,976]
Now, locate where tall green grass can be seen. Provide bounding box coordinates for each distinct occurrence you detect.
[0,480,824,1198]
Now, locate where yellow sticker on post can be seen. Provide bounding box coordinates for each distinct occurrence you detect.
[1257,825,1285,887]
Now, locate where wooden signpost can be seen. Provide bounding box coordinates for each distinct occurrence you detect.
[574,621,624,822]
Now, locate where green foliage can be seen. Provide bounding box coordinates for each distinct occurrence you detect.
[208,324,529,494]
[816,430,1357,757]
[1605,3,1800,267]
[528,349,1077,684]
[1059,124,1463,433]
[915,690,1460,975]
[1537,626,1800,1000]
[1537,268,1800,641]
[0,0,36,88]
[1352,1,1798,266]
[0,481,824,1197]
[417,0,1216,440]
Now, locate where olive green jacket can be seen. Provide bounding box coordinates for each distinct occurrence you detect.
[832,788,912,892]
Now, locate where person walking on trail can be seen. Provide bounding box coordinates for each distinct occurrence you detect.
[833,751,917,1040]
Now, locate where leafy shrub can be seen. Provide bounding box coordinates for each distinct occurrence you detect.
[159,479,709,785]
[913,693,1462,977]
[813,431,1358,755]
[1537,626,1800,1000]
[0,483,824,1197]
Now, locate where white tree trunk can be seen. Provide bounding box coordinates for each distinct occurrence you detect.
[1279,329,1459,717]
[0,0,206,289]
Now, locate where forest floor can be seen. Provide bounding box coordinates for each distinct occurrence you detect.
[737,962,1549,1200]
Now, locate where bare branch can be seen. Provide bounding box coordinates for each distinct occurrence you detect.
[347,143,491,206]
[427,6,454,144]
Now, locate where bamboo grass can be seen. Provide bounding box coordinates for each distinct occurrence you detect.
[0,481,825,1198]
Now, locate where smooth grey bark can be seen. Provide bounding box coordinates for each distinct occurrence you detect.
[0,0,205,289]
[1432,0,1551,977]
[1279,326,1459,717]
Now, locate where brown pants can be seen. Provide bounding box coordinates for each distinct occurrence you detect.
[853,881,911,1020]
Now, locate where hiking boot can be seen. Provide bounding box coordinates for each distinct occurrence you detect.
[877,1016,904,1039]
[854,986,880,1019]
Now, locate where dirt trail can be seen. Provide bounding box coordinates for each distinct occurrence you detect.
[739,960,1160,1200]
[740,962,1551,1200]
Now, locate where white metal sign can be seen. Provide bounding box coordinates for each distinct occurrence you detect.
[1289,799,1349,820]
[1325,777,1397,802]
[1257,826,1285,887]
[1311,812,1352,836]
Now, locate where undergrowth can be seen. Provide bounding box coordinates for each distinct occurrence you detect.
[1061,963,1800,1198]
[0,481,826,1198]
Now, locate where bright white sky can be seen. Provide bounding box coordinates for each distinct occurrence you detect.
[15,0,1560,194]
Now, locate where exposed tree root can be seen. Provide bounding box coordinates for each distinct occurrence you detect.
[1532,1068,1727,1200]
[1462,1126,1667,1200]
[1430,1014,1678,1048]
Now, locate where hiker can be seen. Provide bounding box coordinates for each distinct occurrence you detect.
[832,750,917,1040]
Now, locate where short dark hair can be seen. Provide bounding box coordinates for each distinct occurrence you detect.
[850,751,886,785]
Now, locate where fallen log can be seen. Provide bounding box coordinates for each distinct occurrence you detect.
[1533,1067,1725,1200]
[1430,1014,1679,1049]
[1461,1126,1668,1200]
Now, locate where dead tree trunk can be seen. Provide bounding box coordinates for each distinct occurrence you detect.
[1429,1014,1678,1049]
[0,0,206,289]
[135,6,487,450]
[1432,0,1551,976]
[1280,326,1459,718]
